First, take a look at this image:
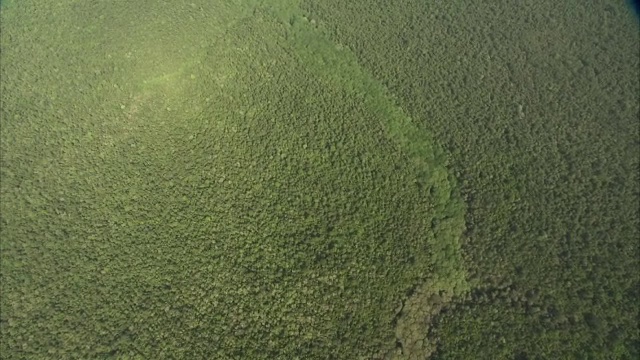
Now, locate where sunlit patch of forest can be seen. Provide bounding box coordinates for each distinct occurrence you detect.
[1,0,638,359]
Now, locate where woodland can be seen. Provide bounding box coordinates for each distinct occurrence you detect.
[1,0,638,359]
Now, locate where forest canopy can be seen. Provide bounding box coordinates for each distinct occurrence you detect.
[1,0,638,359]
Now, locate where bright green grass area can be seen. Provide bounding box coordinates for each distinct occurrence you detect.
[1,0,466,358]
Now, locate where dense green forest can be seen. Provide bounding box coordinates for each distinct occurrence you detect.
[301,0,640,358]
[1,0,638,359]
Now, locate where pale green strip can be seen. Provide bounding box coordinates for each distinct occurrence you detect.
[258,0,470,296]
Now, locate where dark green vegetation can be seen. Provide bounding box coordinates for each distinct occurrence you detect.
[1,1,638,360]
[302,0,640,359]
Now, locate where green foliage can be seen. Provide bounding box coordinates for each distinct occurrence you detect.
[3,0,638,359]
[0,0,467,359]
[302,0,640,358]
